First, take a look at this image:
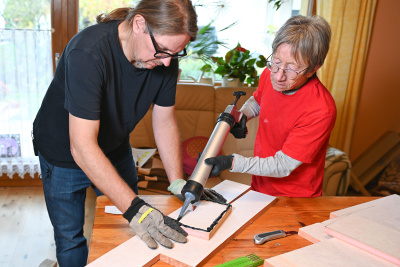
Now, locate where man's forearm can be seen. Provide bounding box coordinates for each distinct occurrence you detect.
[152,105,184,184]
[71,142,136,213]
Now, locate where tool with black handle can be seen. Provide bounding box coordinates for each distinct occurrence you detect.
[177,91,246,221]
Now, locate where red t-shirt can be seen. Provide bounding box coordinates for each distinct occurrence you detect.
[251,69,336,197]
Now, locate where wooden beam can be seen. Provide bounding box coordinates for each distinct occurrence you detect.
[0,173,42,187]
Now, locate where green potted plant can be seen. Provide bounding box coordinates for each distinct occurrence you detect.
[200,43,267,87]
[178,20,236,82]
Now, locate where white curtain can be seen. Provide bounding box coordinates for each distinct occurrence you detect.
[0,28,52,177]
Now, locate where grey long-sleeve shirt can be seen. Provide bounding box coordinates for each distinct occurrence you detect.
[231,96,302,177]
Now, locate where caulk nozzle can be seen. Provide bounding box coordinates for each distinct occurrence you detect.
[177,192,195,221]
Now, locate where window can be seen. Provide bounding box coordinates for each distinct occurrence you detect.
[0,0,300,177]
[78,0,134,30]
[78,0,299,82]
[179,0,299,82]
[0,0,52,177]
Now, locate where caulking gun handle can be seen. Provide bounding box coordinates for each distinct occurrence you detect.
[232,91,246,106]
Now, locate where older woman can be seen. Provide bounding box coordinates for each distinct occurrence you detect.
[206,15,336,198]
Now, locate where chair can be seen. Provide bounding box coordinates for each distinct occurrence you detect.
[323,146,352,196]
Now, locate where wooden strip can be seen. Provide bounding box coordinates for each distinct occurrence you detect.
[87,190,276,267]
[0,173,42,187]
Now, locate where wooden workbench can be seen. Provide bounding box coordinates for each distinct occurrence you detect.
[88,195,378,266]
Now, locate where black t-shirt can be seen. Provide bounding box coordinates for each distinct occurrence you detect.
[33,21,178,169]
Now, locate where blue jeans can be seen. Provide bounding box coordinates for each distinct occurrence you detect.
[39,151,138,267]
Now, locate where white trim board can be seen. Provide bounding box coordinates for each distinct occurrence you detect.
[87,189,276,266]
[330,194,400,218]
[280,194,400,267]
[264,238,397,267]
[324,206,400,265]
[300,194,400,244]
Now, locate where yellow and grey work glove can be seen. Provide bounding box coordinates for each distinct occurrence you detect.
[123,197,187,249]
[168,179,227,203]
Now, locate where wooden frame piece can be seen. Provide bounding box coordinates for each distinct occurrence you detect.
[169,179,251,240]
[175,201,232,240]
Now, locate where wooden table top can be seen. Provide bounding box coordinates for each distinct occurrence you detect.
[88,195,378,266]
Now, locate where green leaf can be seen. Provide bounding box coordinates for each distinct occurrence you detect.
[238,73,246,82]
[246,77,253,85]
[246,58,257,66]
[225,51,233,62]
[219,21,239,32]
[214,65,228,76]
[200,64,212,72]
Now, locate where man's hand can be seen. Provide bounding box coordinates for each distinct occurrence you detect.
[168,179,227,203]
[168,179,186,201]
[230,114,248,139]
[123,197,187,249]
[205,155,233,177]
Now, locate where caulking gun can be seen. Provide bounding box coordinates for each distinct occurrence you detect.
[177,91,246,221]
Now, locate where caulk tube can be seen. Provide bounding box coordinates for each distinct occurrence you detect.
[181,111,237,203]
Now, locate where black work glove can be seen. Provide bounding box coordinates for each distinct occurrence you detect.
[169,177,227,203]
[204,155,233,178]
[123,197,187,249]
[162,214,188,237]
[201,188,227,203]
[230,114,248,139]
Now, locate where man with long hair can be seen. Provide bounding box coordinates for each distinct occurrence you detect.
[33,0,198,265]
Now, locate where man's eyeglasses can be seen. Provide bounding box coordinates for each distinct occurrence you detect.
[266,54,308,80]
[147,24,187,59]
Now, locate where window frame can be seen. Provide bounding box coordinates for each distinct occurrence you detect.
[51,0,79,73]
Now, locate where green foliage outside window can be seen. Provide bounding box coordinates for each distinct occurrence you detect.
[1,0,50,29]
[79,0,136,30]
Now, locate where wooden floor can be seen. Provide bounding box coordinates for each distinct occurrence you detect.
[0,185,160,267]
[0,186,97,267]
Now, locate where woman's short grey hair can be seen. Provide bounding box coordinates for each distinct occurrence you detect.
[272,15,331,73]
